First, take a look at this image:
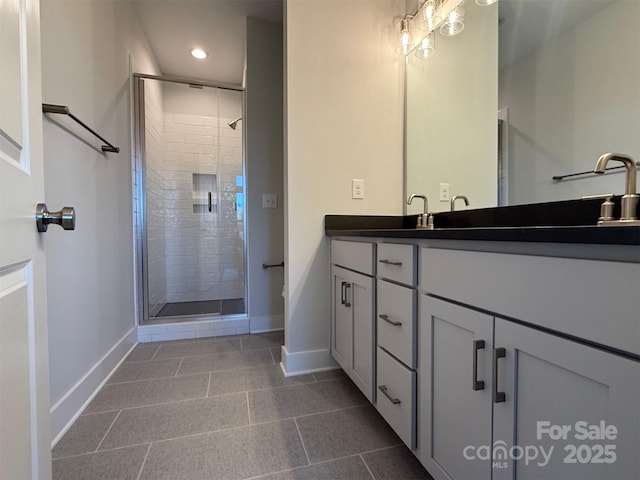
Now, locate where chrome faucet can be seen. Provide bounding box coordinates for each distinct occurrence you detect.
[407,194,434,229]
[450,195,469,211]
[594,153,639,223]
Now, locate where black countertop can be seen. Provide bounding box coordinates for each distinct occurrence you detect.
[325,198,640,246]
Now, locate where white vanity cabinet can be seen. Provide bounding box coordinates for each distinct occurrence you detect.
[419,247,640,480]
[376,243,418,449]
[330,240,376,401]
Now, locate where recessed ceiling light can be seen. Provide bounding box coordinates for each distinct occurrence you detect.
[190,48,208,60]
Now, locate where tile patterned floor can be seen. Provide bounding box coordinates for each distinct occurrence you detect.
[52,332,432,480]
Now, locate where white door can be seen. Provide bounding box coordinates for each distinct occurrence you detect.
[0,0,52,478]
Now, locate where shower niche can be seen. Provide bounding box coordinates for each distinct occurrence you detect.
[134,75,246,322]
[192,173,217,214]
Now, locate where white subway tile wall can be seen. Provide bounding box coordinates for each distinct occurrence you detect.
[160,112,244,304]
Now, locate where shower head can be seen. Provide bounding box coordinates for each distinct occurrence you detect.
[228,117,242,130]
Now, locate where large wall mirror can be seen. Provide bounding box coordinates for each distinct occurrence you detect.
[405,0,639,214]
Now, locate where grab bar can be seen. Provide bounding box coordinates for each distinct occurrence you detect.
[552,162,640,181]
[262,261,284,269]
[42,103,120,153]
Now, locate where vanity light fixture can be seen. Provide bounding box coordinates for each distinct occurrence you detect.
[440,1,465,36]
[396,0,496,58]
[415,32,436,59]
[190,48,208,60]
[417,0,443,32]
[396,16,416,55]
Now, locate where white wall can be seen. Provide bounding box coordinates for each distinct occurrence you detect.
[499,1,640,204]
[283,0,405,374]
[41,0,158,442]
[406,0,498,212]
[246,18,285,333]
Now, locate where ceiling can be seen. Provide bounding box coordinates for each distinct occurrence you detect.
[134,0,283,85]
[134,0,615,83]
[499,0,617,68]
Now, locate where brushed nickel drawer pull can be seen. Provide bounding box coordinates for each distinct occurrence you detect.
[379,314,402,326]
[378,385,401,404]
[379,259,402,266]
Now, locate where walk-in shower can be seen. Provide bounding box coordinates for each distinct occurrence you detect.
[133,74,246,323]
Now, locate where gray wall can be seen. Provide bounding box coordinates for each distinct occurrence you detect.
[41,0,158,443]
[246,18,285,332]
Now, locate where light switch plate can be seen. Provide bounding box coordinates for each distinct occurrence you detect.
[352,179,365,199]
[262,193,277,208]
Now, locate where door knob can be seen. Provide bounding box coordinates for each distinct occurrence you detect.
[35,203,76,232]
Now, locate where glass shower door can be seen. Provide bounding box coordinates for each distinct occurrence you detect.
[136,77,246,322]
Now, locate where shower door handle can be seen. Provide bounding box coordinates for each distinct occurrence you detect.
[208,192,212,212]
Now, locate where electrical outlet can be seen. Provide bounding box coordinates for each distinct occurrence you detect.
[262,193,277,208]
[439,183,451,202]
[352,179,365,199]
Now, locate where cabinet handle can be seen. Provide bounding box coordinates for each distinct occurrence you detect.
[379,314,402,326]
[208,192,212,212]
[344,282,351,307]
[493,347,506,403]
[379,259,402,266]
[473,339,485,391]
[340,281,346,305]
[378,385,401,404]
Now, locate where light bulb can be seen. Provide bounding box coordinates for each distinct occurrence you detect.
[440,3,465,36]
[395,17,416,55]
[415,33,435,59]
[190,48,208,60]
[418,0,442,31]
[475,0,498,5]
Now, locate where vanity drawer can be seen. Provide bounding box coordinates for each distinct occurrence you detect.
[377,243,416,286]
[376,346,416,449]
[331,240,374,275]
[377,280,416,368]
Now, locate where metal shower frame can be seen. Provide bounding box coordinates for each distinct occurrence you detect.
[132,72,247,324]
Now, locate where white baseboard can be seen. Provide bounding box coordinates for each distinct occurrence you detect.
[250,314,284,333]
[280,345,338,377]
[50,327,138,446]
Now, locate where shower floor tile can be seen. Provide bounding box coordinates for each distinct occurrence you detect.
[52,333,432,480]
[154,298,245,318]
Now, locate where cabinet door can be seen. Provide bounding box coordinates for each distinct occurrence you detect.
[331,266,375,402]
[419,295,494,480]
[331,266,352,372]
[493,318,640,480]
[351,271,374,401]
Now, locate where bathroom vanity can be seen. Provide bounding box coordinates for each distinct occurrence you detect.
[326,205,640,480]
